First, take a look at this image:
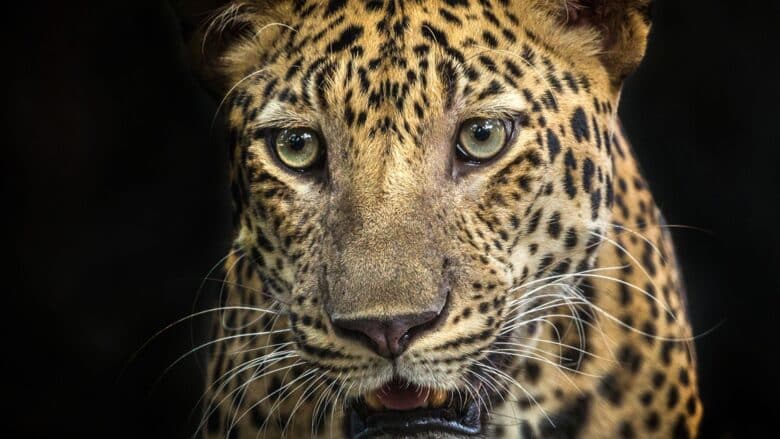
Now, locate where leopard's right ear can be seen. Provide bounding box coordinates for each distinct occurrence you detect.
[175,1,274,96]
[532,0,653,91]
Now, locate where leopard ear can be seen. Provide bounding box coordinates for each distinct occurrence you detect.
[175,1,270,95]
[542,0,653,88]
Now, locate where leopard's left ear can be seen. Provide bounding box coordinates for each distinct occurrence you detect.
[541,0,653,89]
[174,1,281,96]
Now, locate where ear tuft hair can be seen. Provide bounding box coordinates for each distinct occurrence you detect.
[549,0,654,88]
[192,2,258,93]
[176,1,282,95]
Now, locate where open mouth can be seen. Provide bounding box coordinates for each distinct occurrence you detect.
[348,378,482,438]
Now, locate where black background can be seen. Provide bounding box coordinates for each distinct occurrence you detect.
[6,1,779,437]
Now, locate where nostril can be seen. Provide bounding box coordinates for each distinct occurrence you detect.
[331,318,389,356]
[331,311,442,358]
[398,311,441,346]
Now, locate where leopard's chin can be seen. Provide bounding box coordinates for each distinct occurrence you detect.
[347,377,483,438]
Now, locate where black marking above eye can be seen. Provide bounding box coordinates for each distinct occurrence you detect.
[326,25,364,53]
[571,107,591,142]
[324,0,348,17]
[421,22,449,47]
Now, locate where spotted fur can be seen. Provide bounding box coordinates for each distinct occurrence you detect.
[194,1,701,437]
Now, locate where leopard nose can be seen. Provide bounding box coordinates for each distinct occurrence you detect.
[331,311,442,358]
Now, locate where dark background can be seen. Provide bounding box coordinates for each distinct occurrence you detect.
[6,1,779,437]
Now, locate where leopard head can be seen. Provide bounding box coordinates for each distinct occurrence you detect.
[193,0,652,436]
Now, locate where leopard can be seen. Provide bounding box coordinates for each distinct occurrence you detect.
[188,0,702,437]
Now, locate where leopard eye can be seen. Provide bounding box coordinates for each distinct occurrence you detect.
[272,128,323,171]
[456,118,510,162]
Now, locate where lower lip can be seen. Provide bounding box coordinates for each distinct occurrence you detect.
[348,399,482,438]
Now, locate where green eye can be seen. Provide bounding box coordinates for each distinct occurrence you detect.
[272,128,323,170]
[456,118,509,162]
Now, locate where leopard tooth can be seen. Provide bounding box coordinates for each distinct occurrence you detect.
[428,388,448,408]
[364,391,383,411]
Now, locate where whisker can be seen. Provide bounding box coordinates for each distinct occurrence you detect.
[589,231,673,317]
[157,328,291,388]
[608,222,666,263]
[201,276,268,294]
[195,360,304,438]
[282,371,329,437]
[230,368,319,437]
[478,361,554,428]
[253,368,321,436]
[311,372,340,438]
[123,305,280,380]
[508,265,628,295]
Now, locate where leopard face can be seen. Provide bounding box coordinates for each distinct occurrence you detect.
[196,1,699,438]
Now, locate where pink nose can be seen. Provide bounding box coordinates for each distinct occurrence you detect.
[331,312,441,358]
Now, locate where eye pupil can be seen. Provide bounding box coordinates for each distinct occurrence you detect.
[288,133,306,151]
[472,124,492,142]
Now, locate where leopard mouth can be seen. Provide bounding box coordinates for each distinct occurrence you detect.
[347,378,483,438]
